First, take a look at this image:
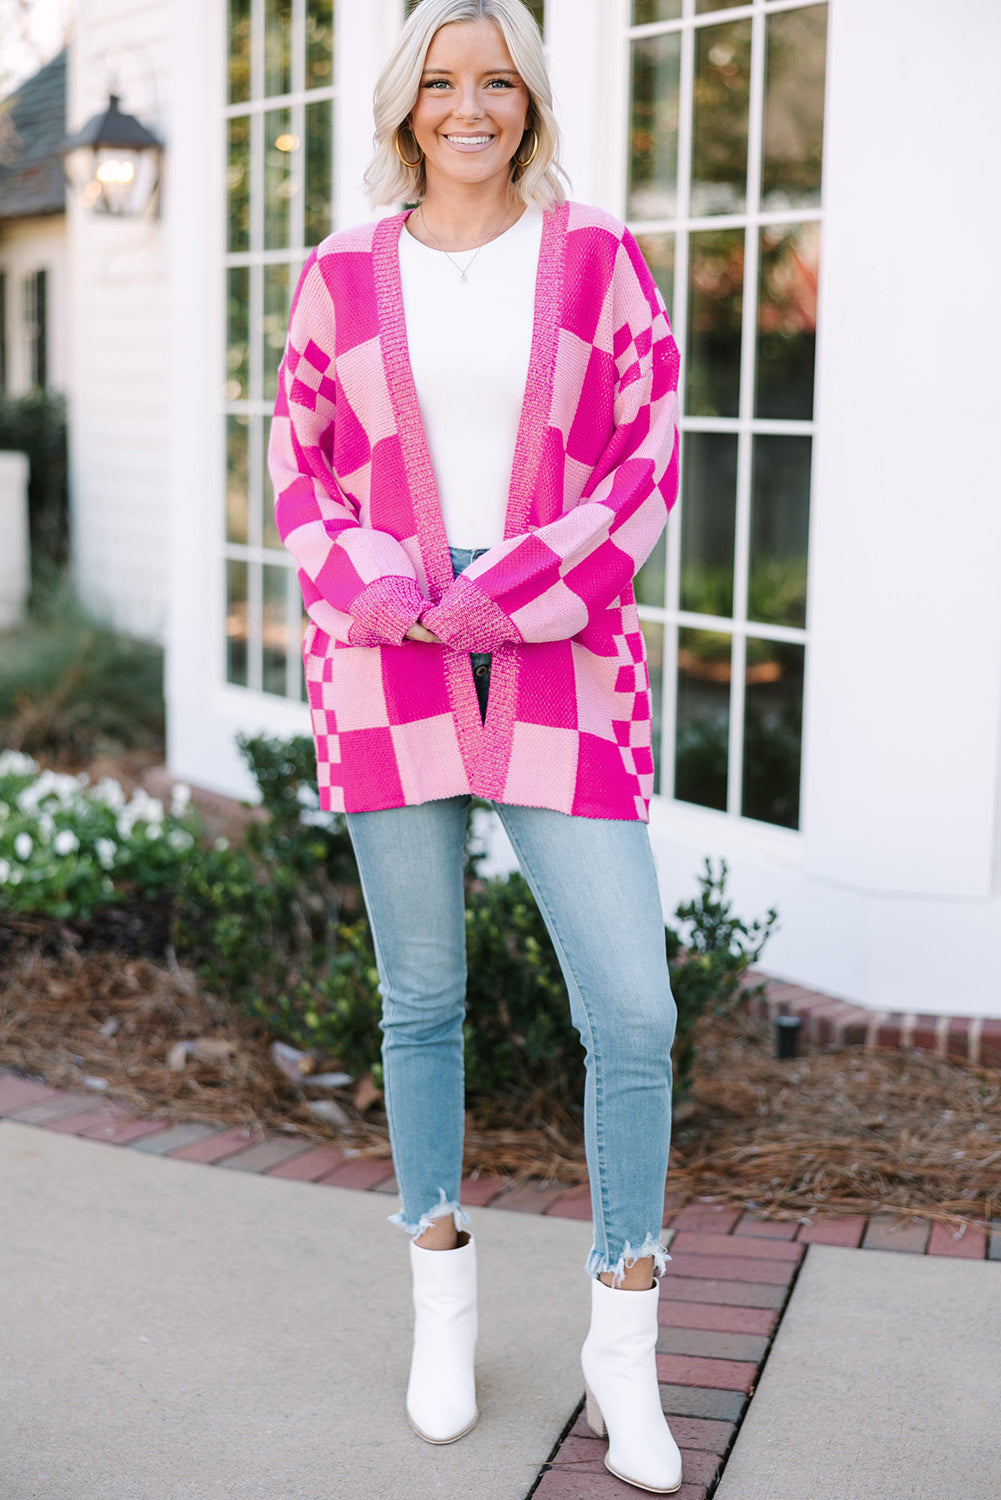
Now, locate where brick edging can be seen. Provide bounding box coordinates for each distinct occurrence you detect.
[746,972,1001,1069]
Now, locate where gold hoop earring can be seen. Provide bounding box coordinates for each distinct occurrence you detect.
[394,129,424,169]
[514,129,539,169]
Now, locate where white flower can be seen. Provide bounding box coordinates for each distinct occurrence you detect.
[38,813,55,842]
[127,789,164,825]
[214,837,230,852]
[169,783,192,816]
[0,859,10,883]
[0,750,38,777]
[13,832,32,860]
[300,808,337,830]
[146,823,162,841]
[116,813,134,840]
[167,829,194,853]
[296,782,320,809]
[93,777,126,811]
[53,829,80,856]
[96,838,117,869]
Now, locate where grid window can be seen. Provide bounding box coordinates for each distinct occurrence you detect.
[629,0,826,830]
[223,0,335,700]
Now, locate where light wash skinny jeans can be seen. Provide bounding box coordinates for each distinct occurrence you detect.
[344,548,677,1282]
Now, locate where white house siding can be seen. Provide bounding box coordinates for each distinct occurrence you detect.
[162,0,1001,1018]
[0,217,70,397]
[67,0,174,639]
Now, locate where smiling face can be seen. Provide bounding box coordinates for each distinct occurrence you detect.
[408,19,532,198]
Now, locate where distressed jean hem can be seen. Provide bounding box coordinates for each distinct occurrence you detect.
[585,1234,672,1286]
[388,1186,471,1239]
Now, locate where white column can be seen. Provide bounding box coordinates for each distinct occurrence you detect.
[0,451,30,630]
[545,0,613,209]
[335,0,405,229]
[801,0,1001,902]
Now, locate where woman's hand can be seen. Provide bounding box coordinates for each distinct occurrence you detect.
[406,622,442,644]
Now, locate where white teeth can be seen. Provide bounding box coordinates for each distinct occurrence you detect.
[447,135,492,144]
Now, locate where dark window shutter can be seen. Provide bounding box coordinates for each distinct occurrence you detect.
[33,269,47,389]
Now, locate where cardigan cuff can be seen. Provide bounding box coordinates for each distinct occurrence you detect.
[347,575,430,647]
[420,574,519,654]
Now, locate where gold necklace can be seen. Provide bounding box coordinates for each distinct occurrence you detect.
[417,203,514,284]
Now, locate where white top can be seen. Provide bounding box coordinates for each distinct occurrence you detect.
[399,204,544,550]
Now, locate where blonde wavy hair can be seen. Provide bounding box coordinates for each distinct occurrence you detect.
[364,0,568,211]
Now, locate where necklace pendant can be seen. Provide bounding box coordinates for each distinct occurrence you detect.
[459,271,468,284]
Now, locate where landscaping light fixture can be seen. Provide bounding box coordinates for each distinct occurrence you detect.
[58,94,163,217]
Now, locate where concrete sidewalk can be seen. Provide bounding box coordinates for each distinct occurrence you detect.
[4,1104,1001,1500]
[714,1243,1001,1500]
[0,1120,592,1500]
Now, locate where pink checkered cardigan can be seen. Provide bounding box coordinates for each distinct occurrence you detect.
[268,201,680,820]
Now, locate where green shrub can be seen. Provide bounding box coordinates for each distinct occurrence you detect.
[0,738,778,1118]
[0,588,164,761]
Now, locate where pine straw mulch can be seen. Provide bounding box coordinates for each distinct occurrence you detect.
[1,919,999,1233]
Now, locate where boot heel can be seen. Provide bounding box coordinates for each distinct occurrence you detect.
[585,1382,606,1438]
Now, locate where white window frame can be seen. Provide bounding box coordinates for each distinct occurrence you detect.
[612,0,825,831]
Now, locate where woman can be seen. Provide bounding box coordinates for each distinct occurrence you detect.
[268,0,683,1490]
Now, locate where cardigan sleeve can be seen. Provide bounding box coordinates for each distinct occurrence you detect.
[419,232,681,654]
[268,250,430,648]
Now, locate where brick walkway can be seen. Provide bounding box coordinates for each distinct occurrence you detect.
[2,1066,999,1500]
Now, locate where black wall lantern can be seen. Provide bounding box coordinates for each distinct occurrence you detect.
[58,94,163,217]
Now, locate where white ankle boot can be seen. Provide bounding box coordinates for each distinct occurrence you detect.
[406,1232,478,1444]
[581,1276,683,1494]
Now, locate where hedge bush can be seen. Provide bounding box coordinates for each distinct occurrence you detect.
[0,735,778,1111]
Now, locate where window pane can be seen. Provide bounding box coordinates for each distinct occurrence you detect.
[633,1,682,21]
[686,228,743,417]
[763,4,827,213]
[635,231,674,321]
[265,0,292,99]
[755,221,819,421]
[226,559,249,687]
[227,116,250,254]
[628,34,681,221]
[264,108,296,251]
[749,436,811,630]
[228,0,251,105]
[742,638,804,829]
[675,627,730,811]
[691,19,751,217]
[680,432,738,617]
[226,416,250,544]
[305,99,333,248]
[695,1,743,12]
[226,266,249,401]
[635,532,666,608]
[306,0,335,90]
[262,418,281,550]
[263,565,290,696]
[640,619,664,796]
[263,263,291,403]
